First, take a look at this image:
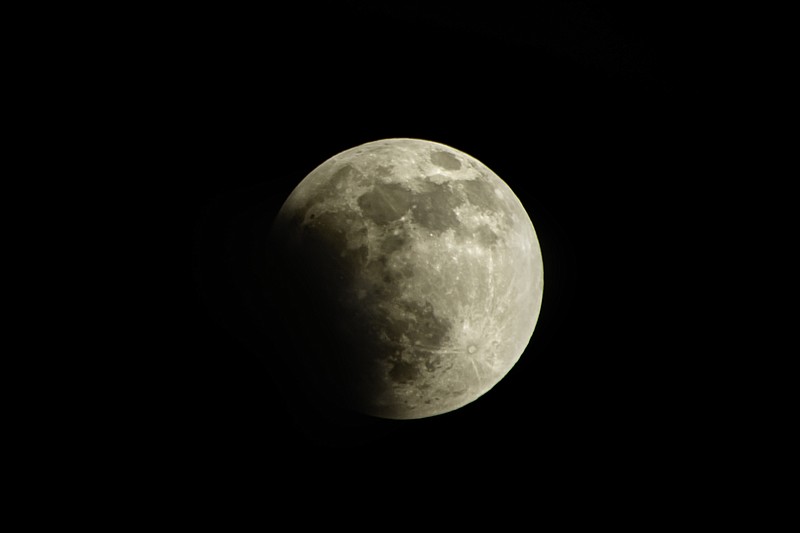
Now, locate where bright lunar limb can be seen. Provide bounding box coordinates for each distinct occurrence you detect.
[270,138,543,419]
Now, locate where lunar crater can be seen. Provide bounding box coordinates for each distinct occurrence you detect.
[271,138,543,419]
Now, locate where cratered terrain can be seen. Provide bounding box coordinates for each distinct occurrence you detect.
[269,138,543,419]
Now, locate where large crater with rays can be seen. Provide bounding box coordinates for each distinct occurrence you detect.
[269,138,543,419]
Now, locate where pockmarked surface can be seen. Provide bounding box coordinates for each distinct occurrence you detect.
[271,139,543,419]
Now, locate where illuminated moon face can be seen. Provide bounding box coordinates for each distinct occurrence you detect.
[270,138,543,419]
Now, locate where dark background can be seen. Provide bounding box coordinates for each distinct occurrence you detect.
[126,0,716,504]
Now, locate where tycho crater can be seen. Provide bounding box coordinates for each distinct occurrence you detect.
[269,138,543,419]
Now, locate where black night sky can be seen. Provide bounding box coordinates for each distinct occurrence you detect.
[130,1,713,504]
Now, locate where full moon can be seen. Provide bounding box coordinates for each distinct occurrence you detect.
[269,138,543,419]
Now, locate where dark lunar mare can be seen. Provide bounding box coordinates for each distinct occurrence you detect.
[266,138,543,419]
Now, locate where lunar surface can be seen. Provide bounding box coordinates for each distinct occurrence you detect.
[269,138,543,419]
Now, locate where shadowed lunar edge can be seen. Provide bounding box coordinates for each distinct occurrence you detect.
[269,139,543,419]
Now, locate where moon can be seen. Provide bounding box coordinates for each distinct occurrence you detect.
[269,138,543,419]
